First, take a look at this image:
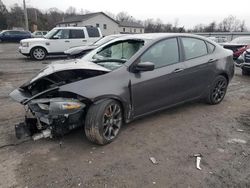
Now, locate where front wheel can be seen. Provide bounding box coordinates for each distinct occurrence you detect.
[85,99,123,145]
[206,75,228,105]
[31,47,47,60]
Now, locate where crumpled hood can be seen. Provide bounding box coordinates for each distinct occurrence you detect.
[30,59,110,83]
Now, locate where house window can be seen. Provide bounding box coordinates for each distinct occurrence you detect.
[103,24,107,29]
[123,28,125,32]
[140,29,142,33]
[130,28,132,33]
[96,23,99,28]
[134,28,136,33]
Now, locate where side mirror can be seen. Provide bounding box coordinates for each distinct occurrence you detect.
[134,61,155,72]
[52,36,59,39]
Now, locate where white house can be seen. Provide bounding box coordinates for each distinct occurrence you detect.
[119,21,144,34]
[57,12,145,36]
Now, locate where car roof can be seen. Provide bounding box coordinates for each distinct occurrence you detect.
[114,33,211,42]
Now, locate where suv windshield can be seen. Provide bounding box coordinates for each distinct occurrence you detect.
[44,29,58,39]
[84,39,145,71]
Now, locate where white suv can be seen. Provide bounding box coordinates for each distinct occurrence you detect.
[19,26,102,60]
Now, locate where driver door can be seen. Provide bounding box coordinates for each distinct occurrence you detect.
[130,37,190,117]
[48,29,72,53]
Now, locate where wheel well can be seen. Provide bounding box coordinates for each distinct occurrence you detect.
[93,97,128,122]
[219,73,229,82]
[31,46,48,54]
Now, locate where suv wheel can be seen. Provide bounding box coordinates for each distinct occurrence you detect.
[85,99,123,145]
[31,47,46,60]
[206,75,228,105]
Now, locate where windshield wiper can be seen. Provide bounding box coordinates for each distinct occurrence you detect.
[92,59,127,63]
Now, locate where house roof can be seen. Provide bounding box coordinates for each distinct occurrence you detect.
[57,12,119,25]
[57,12,145,29]
[118,21,144,28]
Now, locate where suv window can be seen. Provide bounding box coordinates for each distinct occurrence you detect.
[53,29,70,39]
[70,29,85,39]
[87,27,100,38]
[141,38,179,68]
[182,37,207,60]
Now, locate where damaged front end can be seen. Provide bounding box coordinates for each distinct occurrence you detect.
[10,60,110,140]
[17,98,86,140]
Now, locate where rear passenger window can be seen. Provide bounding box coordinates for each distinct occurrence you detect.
[182,37,207,60]
[206,42,215,53]
[70,29,85,38]
[141,38,179,68]
[87,27,100,38]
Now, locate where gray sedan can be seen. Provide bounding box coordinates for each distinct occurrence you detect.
[10,33,234,145]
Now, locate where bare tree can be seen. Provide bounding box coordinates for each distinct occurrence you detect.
[116,12,134,22]
[0,0,8,29]
[66,6,76,15]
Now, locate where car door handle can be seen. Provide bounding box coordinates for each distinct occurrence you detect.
[82,40,87,42]
[207,58,217,63]
[65,40,70,43]
[173,68,184,73]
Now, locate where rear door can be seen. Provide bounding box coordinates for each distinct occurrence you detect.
[68,29,87,47]
[130,37,191,117]
[86,27,101,45]
[180,37,216,98]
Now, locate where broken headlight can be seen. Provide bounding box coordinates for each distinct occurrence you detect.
[29,98,86,115]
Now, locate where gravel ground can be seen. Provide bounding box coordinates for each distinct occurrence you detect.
[0,43,250,188]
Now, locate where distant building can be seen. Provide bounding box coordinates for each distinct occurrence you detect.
[56,12,145,36]
[119,21,144,34]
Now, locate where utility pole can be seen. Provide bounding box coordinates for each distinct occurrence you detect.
[23,0,29,30]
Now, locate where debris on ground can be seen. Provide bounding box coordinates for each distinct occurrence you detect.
[193,154,202,170]
[236,129,244,132]
[149,157,158,164]
[228,138,247,144]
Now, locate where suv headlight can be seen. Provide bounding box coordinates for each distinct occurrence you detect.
[21,42,29,47]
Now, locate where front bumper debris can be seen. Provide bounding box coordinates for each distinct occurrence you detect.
[15,98,86,140]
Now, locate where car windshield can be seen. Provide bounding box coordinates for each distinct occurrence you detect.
[83,39,146,71]
[44,29,58,39]
[231,37,250,44]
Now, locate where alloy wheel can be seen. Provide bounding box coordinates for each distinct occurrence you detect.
[102,104,122,140]
[211,79,227,103]
[33,48,45,60]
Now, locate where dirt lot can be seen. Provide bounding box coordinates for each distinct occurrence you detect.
[0,43,250,188]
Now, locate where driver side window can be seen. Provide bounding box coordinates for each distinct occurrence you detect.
[53,29,70,39]
[140,38,179,68]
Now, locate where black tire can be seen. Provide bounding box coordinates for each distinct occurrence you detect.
[85,99,123,145]
[242,69,250,76]
[206,75,228,105]
[31,47,47,60]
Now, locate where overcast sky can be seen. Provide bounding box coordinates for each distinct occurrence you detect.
[3,0,250,29]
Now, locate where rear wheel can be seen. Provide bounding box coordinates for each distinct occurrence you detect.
[31,47,47,60]
[206,75,228,105]
[85,99,123,145]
